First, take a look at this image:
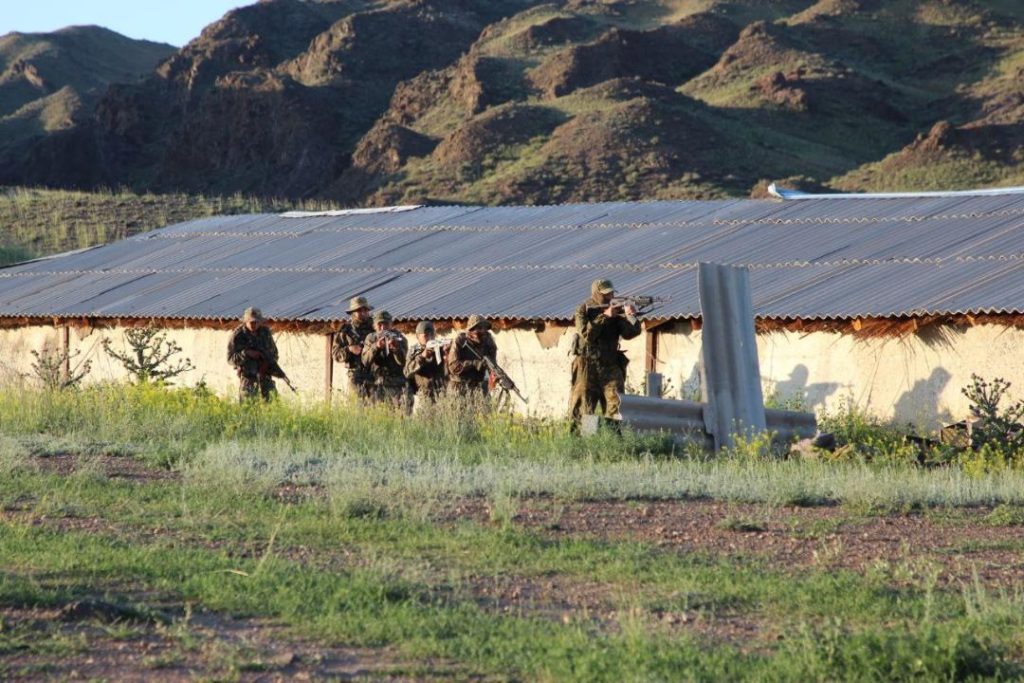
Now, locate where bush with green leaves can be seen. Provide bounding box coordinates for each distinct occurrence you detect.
[961,374,1024,456]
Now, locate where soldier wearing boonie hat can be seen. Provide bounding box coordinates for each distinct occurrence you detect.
[332,295,376,401]
[227,307,279,402]
[446,314,497,397]
[568,278,641,430]
[404,320,445,410]
[361,310,408,407]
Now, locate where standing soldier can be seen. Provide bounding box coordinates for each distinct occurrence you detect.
[569,279,642,430]
[227,307,279,402]
[361,310,408,406]
[404,320,446,411]
[333,296,375,401]
[447,315,497,397]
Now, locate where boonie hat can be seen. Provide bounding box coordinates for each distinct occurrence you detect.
[373,310,393,324]
[347,295,373,313]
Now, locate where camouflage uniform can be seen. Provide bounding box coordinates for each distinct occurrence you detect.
[446,315,497,397]
[361,311,408,407]
[332,296,376,400]
[227,308,279,402]
[404,322,446,409]
[569,279,641,427]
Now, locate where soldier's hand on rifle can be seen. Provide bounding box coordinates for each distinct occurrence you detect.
[348,344,362,355]
[244,348,264,359]
[604,303,621,318]
[623,303,637,317]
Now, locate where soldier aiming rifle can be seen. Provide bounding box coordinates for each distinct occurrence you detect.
[404,320,447,412]
[361,310,408,407]
[569,279,645,431]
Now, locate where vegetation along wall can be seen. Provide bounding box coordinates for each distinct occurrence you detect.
[2,320,1023,429]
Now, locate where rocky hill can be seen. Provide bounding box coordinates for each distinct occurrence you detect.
[0,26,175,187]
[4,0,1024,202]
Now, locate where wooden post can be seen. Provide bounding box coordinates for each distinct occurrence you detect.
[59,325,70,384]
[324,333,334,403]
[645,326,659,374]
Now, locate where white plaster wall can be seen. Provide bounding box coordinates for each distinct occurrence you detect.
[4,322,1023,428]
[756,325,1024,430]
[63,326,329,402]
[0,325,61,386]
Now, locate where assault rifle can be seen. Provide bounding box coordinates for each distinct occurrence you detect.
[377,329,405,357]
[587,295,667,316]
[460,337,528,405]
[258,357,297,393]
[424,338,452,364]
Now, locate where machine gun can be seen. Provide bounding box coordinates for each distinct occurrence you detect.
[587,295,667,315]
[459,337,528,405]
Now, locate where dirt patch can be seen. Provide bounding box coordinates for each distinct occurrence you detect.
[0,602,426,681]
[482,499,1024,586]
[30,453,178,482]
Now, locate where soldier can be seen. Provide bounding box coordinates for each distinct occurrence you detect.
[361,310,408,406]
[569,278,642,430]
[227,307,279,402]
[404,320,446,411]
[446,314,497,397]
[333,296,375,401]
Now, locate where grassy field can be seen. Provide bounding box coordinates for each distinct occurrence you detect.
[1,385,1024,680]
[0,186,339,266]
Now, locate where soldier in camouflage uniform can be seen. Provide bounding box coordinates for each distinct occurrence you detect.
[404,320,446,412]
[332,296,375,401]
[227,307,279,402]
[361,310,409,407]
[446,314,498,397]
[569,279,641,430]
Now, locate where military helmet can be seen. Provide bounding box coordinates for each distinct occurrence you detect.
[592,278,615,295]
[242,307,266,323]
[466,314,491,331]
[346,295,374,313]
[373,310,393,324]
[415,320,435,335]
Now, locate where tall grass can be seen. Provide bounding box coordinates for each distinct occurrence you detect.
[3,384,1024,508]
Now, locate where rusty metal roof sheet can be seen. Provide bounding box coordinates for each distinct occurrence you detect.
[4,191,1024,323]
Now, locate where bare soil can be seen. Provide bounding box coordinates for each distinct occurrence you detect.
[444,498,1024,586]
[0,603,429,682]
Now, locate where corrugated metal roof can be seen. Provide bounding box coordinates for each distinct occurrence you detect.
[4,192,1024,323]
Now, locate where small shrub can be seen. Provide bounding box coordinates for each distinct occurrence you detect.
[961,374,1024,457]
[102,327,195,384]
[982,504,1024,527]
[28,346,91,390]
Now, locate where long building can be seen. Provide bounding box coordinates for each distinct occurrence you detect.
[2,186,1024,428]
